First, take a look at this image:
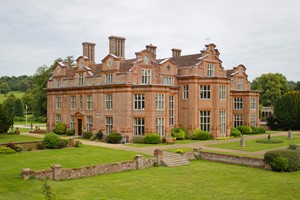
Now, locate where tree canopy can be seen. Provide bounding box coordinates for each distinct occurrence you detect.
[0,104,11,133]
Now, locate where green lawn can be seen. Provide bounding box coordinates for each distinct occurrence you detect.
[165,147,194,153]
[125,139,200,147]
[0,91,24,103]
[207,135,300,152]
[201,149,263,159]
[0,134,42,144]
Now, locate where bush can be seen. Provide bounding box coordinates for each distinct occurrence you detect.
[0,146,16,154]
[133,136,144,143]
[230,127,241,138]
[37,142,46,150]
[192,129,211,140]
[5,143,15,150]
[74,140,82,148]
[58,139,69,148]
[66,129,75,136]
[143,133,161,144]
[14,145,23,152]
[237,126,252,134]
[256,138,283,144]
[171,128,185,140]
[289,144,299,150]
[264,150,300,172]
[257,126,266,133]
[251,126,258,134]
[107,132,122,144]
[83,131,92,139]
[43,133,60,149]
[176,149,183,154]
[54,123,67,135]
[95,130,104,140]
[271,156,289,172]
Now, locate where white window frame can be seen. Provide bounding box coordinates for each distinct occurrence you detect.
[105,74,112,84]
[169,96,174,126]
[200,85,211,99]
[142,69,151,84]
[155,118,165,136]
[86,95,92,110]
[219,85,226,100]
[55,114,61,123]
[105,94,113,110]
[86,116,93,132]
[183,85,189,100]
[163,77,174,86]
[134,118,145,136]
[234,97,243,110]
[70,96,76,110]
[208,64,215,77]
[237,79,243,91]
[56,80,60,87]
[200,111,210,132]
[134,94,145,110]
[106,117,113,135]
[251,114,256,127]
[219,110,226,135]
[56,96,61,109]
[251,98,256,110]
[155,94,165,110]
[70,115,75,130]
[234,115,243,127]
[78,73,84,86]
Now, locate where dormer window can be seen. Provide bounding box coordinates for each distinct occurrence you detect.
[56,80,60,87]
[208,64,214,77]
[80,61,83,69]
[78,73,84,86]
[142,69,151,84]
[143,55,149,65]
[106,74,112,84]
[237,79,243,91]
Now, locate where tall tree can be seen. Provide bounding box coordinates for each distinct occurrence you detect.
[0,104,11,133]
[2,94,16,126]
[251,73,289,106]
[21,92,33,114]
[14,98,24,117]
[0,82,10,94]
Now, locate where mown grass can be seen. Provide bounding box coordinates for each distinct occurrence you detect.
[125,139,201,147]
[207,135,300,152]
[0,134,42,144]
[165,147,194,153]
[0,91,24,103]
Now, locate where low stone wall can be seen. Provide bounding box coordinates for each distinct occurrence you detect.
[0,138,75,151]
[22,155,157,180]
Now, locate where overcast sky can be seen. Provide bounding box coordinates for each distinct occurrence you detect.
[0,0,299,81]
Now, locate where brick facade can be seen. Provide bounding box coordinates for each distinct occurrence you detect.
[46,36,259,141]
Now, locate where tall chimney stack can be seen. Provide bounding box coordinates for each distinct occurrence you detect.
[172,48,181,57]
[146,44,157,55]
[108,36,126,58]
[82,42,96,62]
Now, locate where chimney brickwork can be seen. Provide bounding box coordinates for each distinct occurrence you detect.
[108,36,126,58]
[82,42,96,62]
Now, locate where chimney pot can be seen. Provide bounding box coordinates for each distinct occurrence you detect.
[172,48,181,57]
[146,44,157,55]
[108,36,126,58]
[82,42,96,62]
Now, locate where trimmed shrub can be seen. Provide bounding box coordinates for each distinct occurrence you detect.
[264,150,300,172]
[14,145,23,152]
[107,132,122,144]
[74,140,82,148]
[192,129,211,140]
[58,139,69,148]
[83,131,92,139]
[230,127,241,138]
[271,156,289,172]
[257,126,266,133]
[95,130,104,140]
[237,126,252,134]
[251,126,258,134]
[0,146,16,154]
[54,123,67,135]
[256,138,283,144]
[289,144,299,150]
[143,133,161,144]
[43,133,60,149]
[133,136,144,143]
[171,128,185,140]
[37,142,46,150]
[176,149,183,154]
[66,129,75,136]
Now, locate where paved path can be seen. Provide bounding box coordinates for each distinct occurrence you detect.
[22,131,300,157]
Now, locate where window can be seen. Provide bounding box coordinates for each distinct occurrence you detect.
[105,94,113,110]
[134,118,145,136]
[55,115,61,123]
[251,114,256,127]
[237,79,243,91]
[78,73,84,86]
[200,111,210,132]
[86,116,93,132]
[56,96,61,109]
[79,95,83,110]
[251,98,256,110]
[234,115,243,127]
[155,94,164,110]
[56,80,60,87]
[208,64,214,77]
[163,77,174,86]
[183,85,189,100]
[106,117,113,135]
[87,95,92,110]
[156,118,165,136]
[70,96,76,110]
[169,96,174,126]
[219,110,226,135]
[200,85,211,99]
[105,74,112,84]
[134,94,145,110]
[142,69,151,84]
[70,115,75,130]
[219,85,226,100]
[234,97,243,110]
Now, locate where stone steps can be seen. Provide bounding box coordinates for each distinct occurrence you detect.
[162,153,190,167]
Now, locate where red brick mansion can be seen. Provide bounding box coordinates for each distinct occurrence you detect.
[46,36,259,141]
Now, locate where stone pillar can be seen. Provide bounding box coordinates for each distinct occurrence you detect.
[193,148,201,159]
[154,149,163,165]
[135,155,144,169]
[288,131,292,140]
[22,168,33,180]
[51,164,62,180]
